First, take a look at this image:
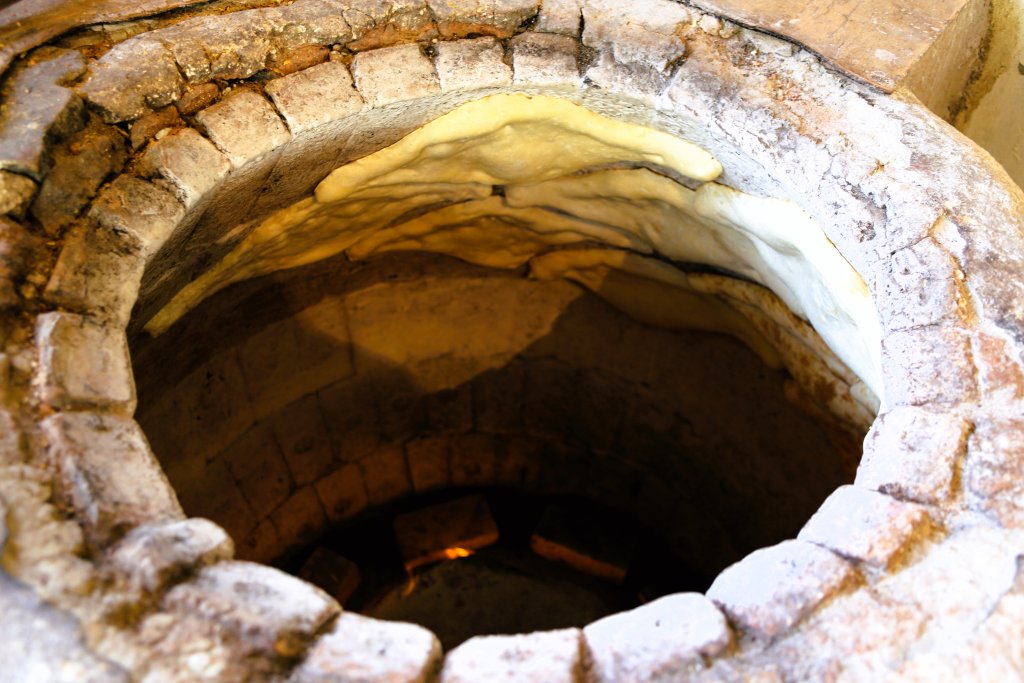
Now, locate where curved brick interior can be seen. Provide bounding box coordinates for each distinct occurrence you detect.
[1,1,1024,681]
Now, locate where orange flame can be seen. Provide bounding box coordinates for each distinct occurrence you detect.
[442,547,473,559]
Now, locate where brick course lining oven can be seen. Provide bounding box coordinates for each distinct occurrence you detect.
[2,0,1024,681]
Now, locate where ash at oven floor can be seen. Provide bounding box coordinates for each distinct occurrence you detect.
[284,489,703,650]
[368,545,629,650]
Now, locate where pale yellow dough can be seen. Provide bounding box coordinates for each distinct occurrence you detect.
[146,93,882,407]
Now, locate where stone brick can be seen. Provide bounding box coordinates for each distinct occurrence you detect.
[87,174,186,259]
[290,612,441,683]
[855,407,969,505]
[314,463,369,523]
[798,486,935,569]
[268,44,330,76]
[35,312,135,414]
[424,383,474,434]
[175,82,220,116]
[966,418,1024,528]
[163,561,339,660]
[0,48,86,177]
[194,89,291,169]
[707,540,857,639]
[406,437,452,493]
[427,0,541,38]
[0,570,131,683]
[0,217,42,308]
[0,170,36,218]
[972,330,1024,403]
[361,444,412,506]
[435,38,513,91]
[510,32,581,86]
[881,324,976,407]
[237,298,354,420]
[44,222,145,326]
[143,350,254,463]
[265,61,365,135]
[537,0,582,35]
[222,423,293,514]
[30,119,127,234]
[317,378,381,463]
[270,486,327,551]
[449,433,499,487]
[876,237,962,331]
[78,38,184,123]
[41,412,183,548]
[342,0,435,51]
[105,518,233,597]
[581,0,690,71]
[584,593,731,683]
[352,44,440,107]
[270,394,336,487]
[493,435,544,489]
[160,10,276,84]
[531,503,634,582]
[237,517,286,564]
[441,628,583,682]
[128,106,184,149]
[138,128,231,209]
[162,452,257,546]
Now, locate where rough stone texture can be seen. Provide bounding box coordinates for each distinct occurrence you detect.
[87,174,186,259]
[315,463,369,523]
[966,418,1024,528]
[194,89,291,169]
[0,571,130,683]
[128,106,184,150]
[856,407,970,505]
[236,298,354,420]
[78,38,184,123]
[163,561,339,659]
[435,37,513,90]
[222,423,293,515]
[175,82,220,116]
[510,32,581,86]
[581,0,689,71]
[0,169,37,218]
[30,119,127,234]
[536,0,582,35]
[290,612,442,683]
[687,0,981,92]
[0,216,43,308]
[584,593,732,683]
[339,0,432,50]
[41,412,184,548]
[361,443,413,505]
[797,486,935,569]
[0,48,86,178]
[441,628,583,682]
[104,518,233,597]
[138,128,231,210]
[43,221,145,326]
[35,312,135,413]
[427,0,540,38]
[265,61,365,135]
[880,325,977,407]
[351,44,440,107]
[707,540,857,639]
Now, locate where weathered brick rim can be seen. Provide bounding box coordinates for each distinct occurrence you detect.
[2,0,1024,679]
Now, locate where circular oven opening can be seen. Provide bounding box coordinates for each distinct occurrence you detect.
[132,244,868,646]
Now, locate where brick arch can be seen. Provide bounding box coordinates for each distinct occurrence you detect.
[1,0,1023,680]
